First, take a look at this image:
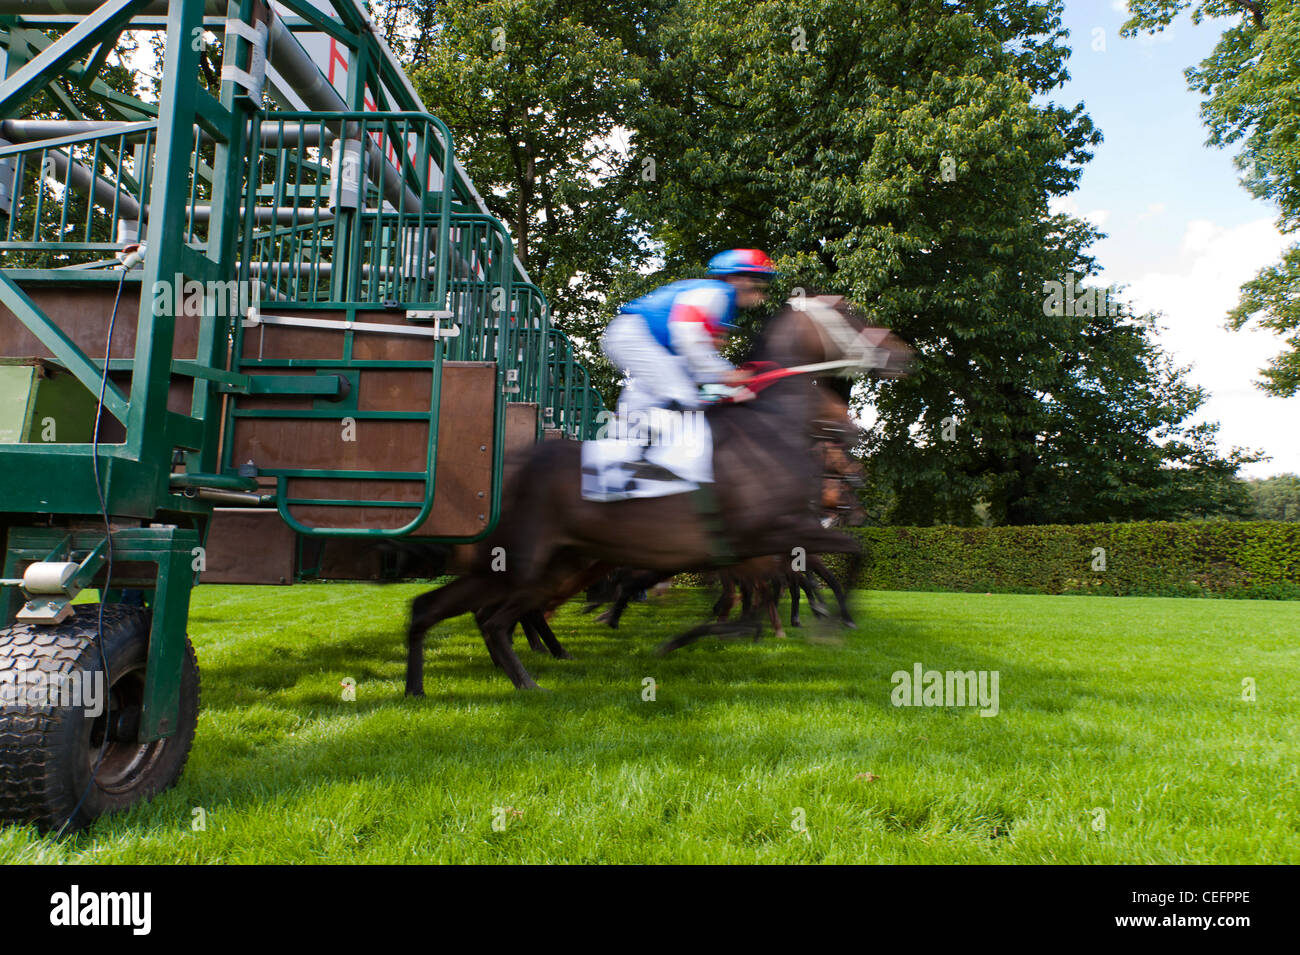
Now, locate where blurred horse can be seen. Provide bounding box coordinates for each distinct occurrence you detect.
[405,296,912,690]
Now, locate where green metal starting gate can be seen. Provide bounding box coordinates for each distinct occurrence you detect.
[0,0,605,831]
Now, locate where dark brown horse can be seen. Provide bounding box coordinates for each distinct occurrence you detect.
[405,297,912,691]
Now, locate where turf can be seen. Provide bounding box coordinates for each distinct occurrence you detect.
[1,585,1296,863]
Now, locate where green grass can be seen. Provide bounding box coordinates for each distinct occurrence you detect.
[3,585,1297,863]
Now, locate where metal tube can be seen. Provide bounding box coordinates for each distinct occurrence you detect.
[189,489,273,505]
[42,147,144,221]
[0,119,324,148]
[0,1,226,13]
[191,205,334,225]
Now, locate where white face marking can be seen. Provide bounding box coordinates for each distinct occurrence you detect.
[801,298,885,368]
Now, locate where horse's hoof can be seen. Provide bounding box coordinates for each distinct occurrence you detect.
[840,619,857,630]
[405,689,425,698]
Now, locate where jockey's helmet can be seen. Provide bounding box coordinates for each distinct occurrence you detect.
[707,249,777,278]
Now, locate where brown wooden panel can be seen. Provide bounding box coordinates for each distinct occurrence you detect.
[357,368,432,410]
[235,362,496,536]
[506,402,538,449]
[3,285,200,445]
[231,418,430,471]
[200,508,296,584]
[241,323,343,361]
[411,362,495,537]
[0,285,199,360]
[504,402,538,489]
[284,477,424,531]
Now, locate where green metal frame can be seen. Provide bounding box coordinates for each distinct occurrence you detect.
[0,0,605,747]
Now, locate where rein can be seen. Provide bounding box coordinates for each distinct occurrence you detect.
[717,358,865,402]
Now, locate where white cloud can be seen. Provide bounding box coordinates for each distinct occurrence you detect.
[1119,217,1300,476]
[1049,195,1111,230]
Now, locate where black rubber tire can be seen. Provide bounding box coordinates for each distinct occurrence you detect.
[0,604,200,833]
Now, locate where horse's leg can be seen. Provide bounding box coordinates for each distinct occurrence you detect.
[735,578,766,643]
[655,620,756,656]
[599,589,634,628]
[481,598,543,690]
[810,554,855,628]
[740,579,754,620]
[766,578,786,639]
[712,573,736,621]
[519,612,549,653]
[599,569,668,629]
[526,610,573,659]
[787,569,802,627]
[474,606,511,670]
[406,575,497,697]
[797,570,830,618]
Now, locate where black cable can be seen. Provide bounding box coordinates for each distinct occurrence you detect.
[56,265,126,838]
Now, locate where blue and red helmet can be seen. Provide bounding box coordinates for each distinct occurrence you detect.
[707,248,777,278]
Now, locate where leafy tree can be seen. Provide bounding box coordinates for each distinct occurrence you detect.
[1019,302,1260,522]
[1245,473,1300,519]
[1122,0,1300,396]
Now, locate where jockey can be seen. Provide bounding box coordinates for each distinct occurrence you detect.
[601,249,776,439]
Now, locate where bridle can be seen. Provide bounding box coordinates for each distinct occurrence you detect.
[800,297,896,372]
[724,297,901,397]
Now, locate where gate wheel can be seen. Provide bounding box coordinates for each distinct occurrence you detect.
[0,604,200,833]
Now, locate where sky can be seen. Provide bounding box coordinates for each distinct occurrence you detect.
[1048,0,1299,478]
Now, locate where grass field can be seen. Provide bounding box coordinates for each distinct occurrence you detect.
[1,584,1296,863]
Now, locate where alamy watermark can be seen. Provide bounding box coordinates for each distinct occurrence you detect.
[151,274,263,318]
[1042,275,1121,318]
[50,885,150,935]
[0,669,104,717]
[891,662,999,717]
[593,403,707,450]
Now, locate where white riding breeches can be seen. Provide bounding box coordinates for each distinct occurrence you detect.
[601,312,703,421]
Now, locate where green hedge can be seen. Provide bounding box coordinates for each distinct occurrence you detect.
[840,522,1300,599]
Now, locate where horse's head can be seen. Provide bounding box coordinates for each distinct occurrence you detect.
[761,294,914,379]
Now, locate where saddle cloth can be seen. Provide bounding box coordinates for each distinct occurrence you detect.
[579,417,713,502]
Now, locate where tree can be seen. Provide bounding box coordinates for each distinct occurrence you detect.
[1245,473,1300,519]
[1123,0,1300,396]
[1014,301,1260,522]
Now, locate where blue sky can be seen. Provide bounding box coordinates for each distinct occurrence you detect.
[1048,0,1299,477]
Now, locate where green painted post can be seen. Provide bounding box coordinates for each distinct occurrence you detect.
[125,0,208,506]
[139,526,199,741]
